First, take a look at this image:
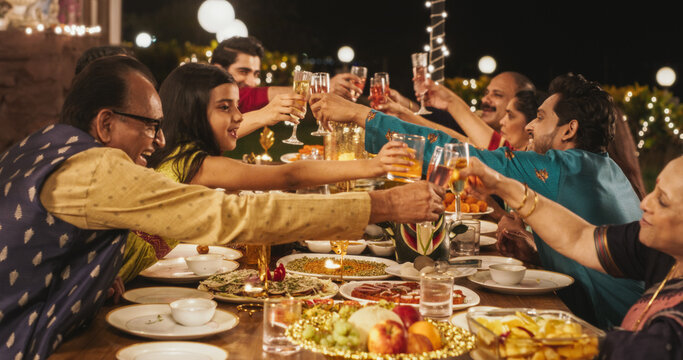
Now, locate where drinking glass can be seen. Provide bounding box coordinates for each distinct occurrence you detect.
[263,298,302,354]
[450,219,480,256]
[283,70,312,145]
[411,52,432,115]
[420,271,454,319]
[349,66,367,102]
[417,146,456,253]
[310,72,331,136]
[369,72,389,109]
[445,143,470,220]
[386,133,425,183]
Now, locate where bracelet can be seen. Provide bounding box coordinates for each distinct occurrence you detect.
[513,183,529,212]
[519,190,539,218]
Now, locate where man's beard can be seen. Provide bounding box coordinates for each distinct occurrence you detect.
[529,128,559,154]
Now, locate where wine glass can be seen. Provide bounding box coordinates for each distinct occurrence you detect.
[445,143,470,220]
[369,72,389,110]
[411,52,432,115]
[418,146,456,254]
[310,72,330,136]
[330,240,350,283]
[283,70,312,145]
[349,66,367,102]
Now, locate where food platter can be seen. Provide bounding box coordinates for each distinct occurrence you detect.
[163,244,242,261]
[197,269,339,303]
[468,269,574,295]
[139,258,239,284]
[276,253,398,281]
[384,263,477,281]
[338,280,480,311]
[106,304,238,340]
[445,206,494,218]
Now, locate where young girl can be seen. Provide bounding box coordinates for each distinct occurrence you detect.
[118,63,412,282]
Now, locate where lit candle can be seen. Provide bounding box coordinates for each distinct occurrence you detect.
[325,259,341,270]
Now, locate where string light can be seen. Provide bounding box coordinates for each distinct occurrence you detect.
[470,99,477,105]
[25,27,32,35]
[441,11,447,18]
[279,61,287,69]
[427,64,435,73]
[36,24,45,32]
[425,1,431,7]
[470,106,477,112]
[647,103,654,109]
[436,36,443,44]
[423,44,431,52]
[205,50,212,57]
[426,26,432,33]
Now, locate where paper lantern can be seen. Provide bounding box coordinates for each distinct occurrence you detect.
[216,19,248,42]
[197,0,235,33]
[337,46,354,63]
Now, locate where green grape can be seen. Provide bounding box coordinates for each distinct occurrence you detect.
[320,338,330,347]
[333,333,348,346]
[348,334,360,347]
[302,325,316,340]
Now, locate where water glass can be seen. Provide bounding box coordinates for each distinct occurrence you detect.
[420,271,454,319]
[263,298,302,354]
[450,219,480,256]
[349,66,367,102]
[386,133,425,183]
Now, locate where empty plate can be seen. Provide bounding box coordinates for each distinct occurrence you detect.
[468,269,574,295]
[123,287,214,304]
[116,341,228,360]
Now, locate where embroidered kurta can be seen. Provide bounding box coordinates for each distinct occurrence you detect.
[364,112,644,329]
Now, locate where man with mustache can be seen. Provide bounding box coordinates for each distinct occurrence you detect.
[310,73,643,329]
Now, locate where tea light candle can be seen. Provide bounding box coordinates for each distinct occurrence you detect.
[324,259,341,270]
[244,283,263,294]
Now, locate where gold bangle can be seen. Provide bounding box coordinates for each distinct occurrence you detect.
[519,191,539,218]
[513,183,529,212]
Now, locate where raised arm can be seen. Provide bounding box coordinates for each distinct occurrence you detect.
[190,141,413,191]
[424,82,495,149]
[236,93,306,137]
[461,157,603,273]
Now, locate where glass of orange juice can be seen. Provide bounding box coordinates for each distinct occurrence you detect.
[386,133,425,183]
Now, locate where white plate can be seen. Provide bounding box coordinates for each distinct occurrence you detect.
[384,263,477,281]
[123,287,214,304]
[468,269,574,295]
[163,244,242,261]
[449,306,500,330]
[106,304,239,340]
[446,207,494,218]
[280,153,298,163]
[140,258,239,284]
[451,255,522,270]
[479,220,498,234]
[338,280,480,311]
[116,341,228,360]
[479,235,497,247]
[276,253,398,280]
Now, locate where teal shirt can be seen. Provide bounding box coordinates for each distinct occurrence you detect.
[365,112,644,329]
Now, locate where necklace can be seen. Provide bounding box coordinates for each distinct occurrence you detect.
[632,263,678,331]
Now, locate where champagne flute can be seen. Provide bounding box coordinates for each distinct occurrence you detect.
[310,72,330,136]
[330,240,350,283]
[411,52,432,115]
[283,70,312,145]
[445,143,470,220]
[349,66,367,102]
[418,147,455,254]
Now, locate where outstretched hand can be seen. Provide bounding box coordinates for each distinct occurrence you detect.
[459,157,503,194]
[309,93,369,130]
[496,213,539,264]
[259,93,307,125]
[330,73,364,101]
[423,80,457,110]
[372,141,414,176]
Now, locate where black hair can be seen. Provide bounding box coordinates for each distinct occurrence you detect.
[514,90,547,123]
[60,56,156,133]
[210,36,265,68]
[548,73,616,153]
[75,45,133,75]
[149,63,236,183]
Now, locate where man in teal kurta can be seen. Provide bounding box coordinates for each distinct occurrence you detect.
[311,74,643,329]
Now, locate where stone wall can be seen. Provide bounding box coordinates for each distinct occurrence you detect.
[0,30,104,153]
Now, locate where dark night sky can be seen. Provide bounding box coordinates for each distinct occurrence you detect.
[122,0,683,97]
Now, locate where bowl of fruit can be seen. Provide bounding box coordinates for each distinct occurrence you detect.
[287,301,475,359]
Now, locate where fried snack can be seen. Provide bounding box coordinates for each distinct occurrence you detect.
[196,245,209,254]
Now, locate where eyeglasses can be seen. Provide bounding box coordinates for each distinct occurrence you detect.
[112,110,162,138]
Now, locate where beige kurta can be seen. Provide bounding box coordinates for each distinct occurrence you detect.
[40,147,371,245]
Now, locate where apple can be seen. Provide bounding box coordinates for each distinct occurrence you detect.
[406,332,434,354]
[367,320,406,354]
[392,305,422,329]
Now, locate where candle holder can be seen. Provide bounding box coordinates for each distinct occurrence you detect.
[257,244,271,294]
[329,240,349,284]
[259,126,275,162]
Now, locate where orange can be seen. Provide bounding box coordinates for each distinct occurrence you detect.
[408,321,442,350]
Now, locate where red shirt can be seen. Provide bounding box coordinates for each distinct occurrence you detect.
[238,86,269,113]
[487,130,514,150]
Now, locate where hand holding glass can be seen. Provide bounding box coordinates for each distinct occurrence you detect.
[411,52,432,115]
[283,70,311,145]
[445,143,470,220]
[386,133,425,183]
[369,72,389,109]
[310,72,330,136]
[349,66,367,102]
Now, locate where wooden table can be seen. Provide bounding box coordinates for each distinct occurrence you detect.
[49,249,570,360]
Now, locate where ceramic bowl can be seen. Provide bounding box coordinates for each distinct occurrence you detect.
[489,264,527,285]
[184,254,223,276]
[345,240,367,255]
[367,241,395,257]
[169,298,217,326]
[305,240,332,253]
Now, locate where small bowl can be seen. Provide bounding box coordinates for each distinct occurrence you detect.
[489,264,527,285]
[169,298,217,326]
[306,240,332,253]
[346,240,367,255]
[367,241,395,257]
[185,254,223,276]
